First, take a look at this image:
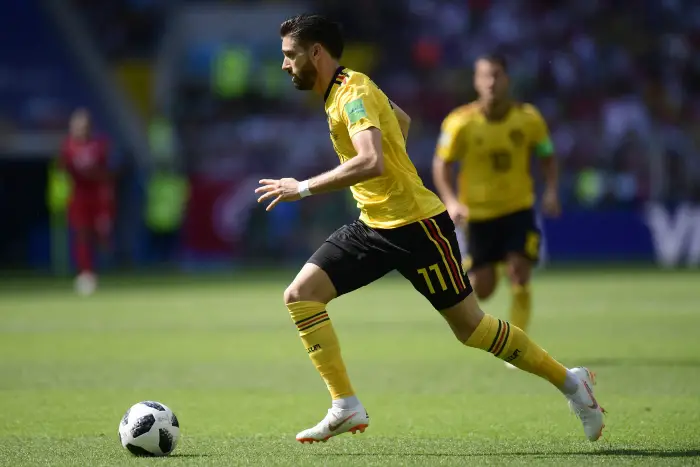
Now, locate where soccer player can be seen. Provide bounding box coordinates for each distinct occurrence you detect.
[256,14,603,444]
[432,55,560,345]
[59,108,114,295]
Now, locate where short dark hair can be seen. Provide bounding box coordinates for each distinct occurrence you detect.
[476,53,508,73]
[280,14,344,59]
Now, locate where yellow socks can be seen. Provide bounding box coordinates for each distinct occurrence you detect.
[510,285,531,332]
[287,301,354,400]
[465,314,567,389]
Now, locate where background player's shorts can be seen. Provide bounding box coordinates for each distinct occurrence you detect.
[69,198,114,237]
[308,211,473,311]
[465,208,541,271]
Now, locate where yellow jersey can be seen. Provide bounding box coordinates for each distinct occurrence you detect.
[324,67,445,229]
[435,102,554,221]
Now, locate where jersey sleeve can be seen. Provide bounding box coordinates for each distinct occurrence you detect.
[338,83,382,139]
[527,105,554,158]
[435,113,466,162]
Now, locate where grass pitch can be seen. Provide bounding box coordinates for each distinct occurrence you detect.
[0,268,699,466]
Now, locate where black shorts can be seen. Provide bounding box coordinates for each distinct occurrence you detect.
[308,211,473,311]
[465,208,541,271]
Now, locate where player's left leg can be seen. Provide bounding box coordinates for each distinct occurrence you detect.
[69,198,97,295]
[505,252,533,333]
[94,204,115,271]
[503,209,541,336]
[441,295,605,441]
[287,222,395,443]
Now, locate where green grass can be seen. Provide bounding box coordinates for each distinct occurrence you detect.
[1,269,699,466]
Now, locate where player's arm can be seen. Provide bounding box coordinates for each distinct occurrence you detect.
[432,157,459,207]
[256,128,383,210]
[432,116,468,218]
[306,127,383,195]
[255,86,385,210]
[433,115,469,224]
[531,108,560,216]
[303,87,386,195]
[389,100,410,141]
[538,144,557,192]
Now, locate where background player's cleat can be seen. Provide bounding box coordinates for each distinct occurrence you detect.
[296,404,369,444]
[504,362,516,369]
[74,272,97,296]
[567,367,605,441]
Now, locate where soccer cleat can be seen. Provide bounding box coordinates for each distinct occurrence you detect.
[504,362,517,370]
[567,367,605,441]
[296,404,369,444]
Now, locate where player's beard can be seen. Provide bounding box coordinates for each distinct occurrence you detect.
[290,61,317,91]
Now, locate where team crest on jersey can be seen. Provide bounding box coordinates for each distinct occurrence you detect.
[509,129,525,147]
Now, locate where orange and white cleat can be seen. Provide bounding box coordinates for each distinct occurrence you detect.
[567,367,606,441]
[296,405,369,444]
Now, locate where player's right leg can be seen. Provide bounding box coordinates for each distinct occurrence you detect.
[286,222,394,443]
[502,209,542,334]
[400,212,604,442]
[69,199,97,295]
[441,294,605,441]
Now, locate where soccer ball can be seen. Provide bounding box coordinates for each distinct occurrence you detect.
[118,401,180,456]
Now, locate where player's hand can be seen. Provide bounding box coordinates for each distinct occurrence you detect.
[446,200,469,227]
[255,178,301,211]
[542,188,561,217]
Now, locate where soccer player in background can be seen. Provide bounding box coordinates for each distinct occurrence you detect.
[256,15,603,444]
[432,55,561,357]
[59,108,114,295]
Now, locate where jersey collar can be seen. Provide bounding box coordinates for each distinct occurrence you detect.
[324,66,346,103]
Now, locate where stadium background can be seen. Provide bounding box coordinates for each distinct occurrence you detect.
[2,0,699,273]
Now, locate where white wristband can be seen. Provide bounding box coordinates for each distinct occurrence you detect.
[298,180,312,198]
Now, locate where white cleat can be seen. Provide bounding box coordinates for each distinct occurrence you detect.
[296,404,369,444]
[504,362,516,369]
[74,272,97,296]
[567,367,605,441]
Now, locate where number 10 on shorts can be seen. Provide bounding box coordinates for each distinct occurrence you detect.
[417,263,447,294]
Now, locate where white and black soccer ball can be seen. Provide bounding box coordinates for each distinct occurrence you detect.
[118,401,180,457]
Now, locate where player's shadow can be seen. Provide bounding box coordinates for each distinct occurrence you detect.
[578,357,700,368]
[318,449,700,459]
[582,449,700,458]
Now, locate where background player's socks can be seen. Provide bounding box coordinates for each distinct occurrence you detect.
[510,284,531,332]
[464,314,575,393]
[74,235,93,273]
[287,301,355,400]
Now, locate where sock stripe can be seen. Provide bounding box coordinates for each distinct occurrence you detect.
[487,319,503,353]
[491,320,507,355]
[294,310,327,326]
[494,322,511,357]
[296,313,329,330]
[298,317,330,332]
